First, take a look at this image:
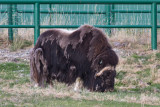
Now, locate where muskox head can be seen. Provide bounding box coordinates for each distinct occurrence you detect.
[86,27,119,92]
[91,50,118,92]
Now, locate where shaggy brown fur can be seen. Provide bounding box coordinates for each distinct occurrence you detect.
[30,25,118,92]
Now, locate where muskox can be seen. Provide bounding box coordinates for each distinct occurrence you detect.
[30,25,118,92]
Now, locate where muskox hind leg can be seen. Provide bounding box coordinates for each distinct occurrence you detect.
[30,48,49,87]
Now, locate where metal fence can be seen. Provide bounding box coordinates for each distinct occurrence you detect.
[0,0,159,50]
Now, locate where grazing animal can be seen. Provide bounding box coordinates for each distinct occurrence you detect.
[30,25,118,92]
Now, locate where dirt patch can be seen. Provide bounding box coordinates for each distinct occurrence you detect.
[0,48,32,63]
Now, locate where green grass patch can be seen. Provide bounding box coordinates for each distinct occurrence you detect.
[0,90,15,107]
[136,68,150,77]
[132,53,151,64]
[0,63,29,72]
[156,53,160,60]
[0,62,30,87]
[126,53,152,65]
[0,92,157,107]
[25,97,156,107]
[129,83,160,93]
[115,81,126,87]
[116,70,127,80]
[115,71,127,87]
[142,83,160,93]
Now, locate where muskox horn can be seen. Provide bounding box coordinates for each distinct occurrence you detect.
[95,66,114,77]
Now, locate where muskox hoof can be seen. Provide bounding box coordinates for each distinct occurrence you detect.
[34,83,38,88]
[48,81,53,88]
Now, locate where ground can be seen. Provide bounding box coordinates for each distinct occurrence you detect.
[0,29,160,106]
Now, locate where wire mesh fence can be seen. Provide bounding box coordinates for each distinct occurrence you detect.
[0,2,159,49]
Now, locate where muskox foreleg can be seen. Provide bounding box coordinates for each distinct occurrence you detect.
[74,77,83,92]
[30,48,49,87]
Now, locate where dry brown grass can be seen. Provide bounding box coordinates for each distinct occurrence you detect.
[115,50,160,86]
[109,28,151,50]
[1,82,160,105]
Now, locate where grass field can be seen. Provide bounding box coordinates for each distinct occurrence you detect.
[0,59,160,107]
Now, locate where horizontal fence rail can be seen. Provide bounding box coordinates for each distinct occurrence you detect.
[0,25,154,28]
[0,0,160,4]
[15,10,106,14]
[0,0,159,50]
[3,10,160,14]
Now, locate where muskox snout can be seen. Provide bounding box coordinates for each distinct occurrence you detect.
[93,69,116,92]
[94,84,115,92]
[104,70,116,78]
[109,88,114,92]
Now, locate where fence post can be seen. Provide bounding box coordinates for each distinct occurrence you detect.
[151,3,157,50]
[111,4,115,25]
[8,4,13,42]
[106,4,111,36]
[12,4,18,37]
[49,4,52,25]
[34,3,40,45]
